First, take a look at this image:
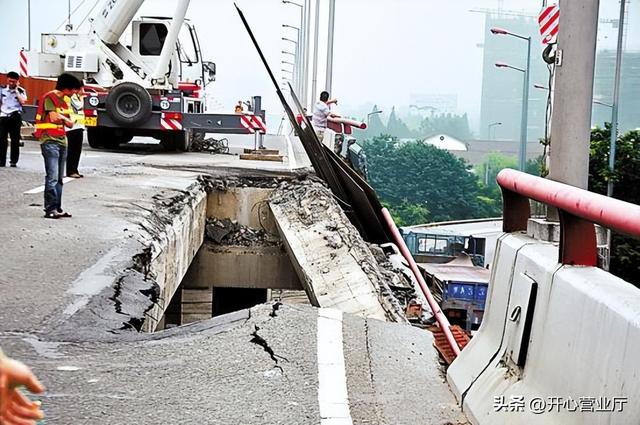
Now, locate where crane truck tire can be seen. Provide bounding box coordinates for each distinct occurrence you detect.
[160,129,191,152]
[105,82,153,127]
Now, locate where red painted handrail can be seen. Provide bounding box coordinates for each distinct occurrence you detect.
[497,169,640,265]
[381,208,461,357]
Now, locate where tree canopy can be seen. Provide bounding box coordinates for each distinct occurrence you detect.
[362,135,501,225]
[589,124,640,284]
[417,113,473,141]
[361,106,474,142]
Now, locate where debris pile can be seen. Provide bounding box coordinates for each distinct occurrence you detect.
[198,175,289,193]
[368,244,417,306]
[205,217,280,247]
[369,243,434,324]
[189,132,230,154]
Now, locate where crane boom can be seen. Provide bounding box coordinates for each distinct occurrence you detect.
[91,0,146,45]
[152,0,191,82]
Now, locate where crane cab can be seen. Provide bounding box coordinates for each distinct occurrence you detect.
[131,17,215,89]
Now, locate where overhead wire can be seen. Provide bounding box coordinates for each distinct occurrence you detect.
[54,0,88,32]
[78,0,101,29]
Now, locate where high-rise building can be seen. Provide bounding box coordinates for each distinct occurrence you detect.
[480,12,640,144]
[479,13,549,143]
[592,50,640,132]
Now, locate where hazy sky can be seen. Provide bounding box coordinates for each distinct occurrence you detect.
[0,0,637,131]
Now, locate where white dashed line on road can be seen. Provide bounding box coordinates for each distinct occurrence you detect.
[317,308,353,425]
[24,177,75,194]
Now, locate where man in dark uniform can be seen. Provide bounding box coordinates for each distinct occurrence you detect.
[0,72,27,167]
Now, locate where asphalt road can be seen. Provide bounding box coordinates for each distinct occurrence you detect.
[0,135,466,424]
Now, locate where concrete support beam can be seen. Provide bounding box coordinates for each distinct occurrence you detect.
[206,187,277,234]
[269,184,389,321]
[183,243,302,290]
[142,187,207,332]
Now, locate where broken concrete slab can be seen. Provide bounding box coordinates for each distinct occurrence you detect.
[269,179,406,322]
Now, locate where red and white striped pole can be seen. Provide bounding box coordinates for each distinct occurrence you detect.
[19,49,28,78]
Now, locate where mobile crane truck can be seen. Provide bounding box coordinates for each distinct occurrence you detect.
[21,0,266,151]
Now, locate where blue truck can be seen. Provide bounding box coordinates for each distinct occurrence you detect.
[401,228,490,331]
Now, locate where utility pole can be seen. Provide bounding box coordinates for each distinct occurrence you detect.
[27,0,31,50]
[547,0,600,191]
[303,0,312,109]
[325,0,336,94]
[607,0,626,199]
[604,0,627,270]
[311,0,320,107]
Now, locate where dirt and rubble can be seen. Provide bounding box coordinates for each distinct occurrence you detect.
[198,174,293,191]
[205,217,280,246]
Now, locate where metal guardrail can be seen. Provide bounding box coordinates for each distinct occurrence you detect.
[382,208,461,358]
[497,168,640,266]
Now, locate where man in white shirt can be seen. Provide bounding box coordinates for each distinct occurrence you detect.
[0,72,27,167]
[311,91,339,142]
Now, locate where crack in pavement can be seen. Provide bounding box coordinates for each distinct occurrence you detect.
[364,318,386,424]
[269,302,282,318]
[250,324,289,373]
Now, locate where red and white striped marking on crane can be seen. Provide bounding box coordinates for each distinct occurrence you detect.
[160,112,183,130]
[19,49,28,77]
[240,115,256,134]
[240,114,267,134]
[539,4,560,45]
[251,115,267,134]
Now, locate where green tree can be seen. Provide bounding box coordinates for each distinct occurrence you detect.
[476,153,542,189]
[387,107,413,139]
[362,135,500,223]
[383,200,430,227]
[589,125,640,285]
[363,104,386,139]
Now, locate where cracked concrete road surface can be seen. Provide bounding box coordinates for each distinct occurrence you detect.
[0,137,467,424]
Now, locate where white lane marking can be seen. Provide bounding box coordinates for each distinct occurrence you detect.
[24,177,75,194]
[317,308,353,425]
[285,134,298,170]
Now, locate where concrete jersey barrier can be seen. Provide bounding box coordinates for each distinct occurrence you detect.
[447,232,640,424]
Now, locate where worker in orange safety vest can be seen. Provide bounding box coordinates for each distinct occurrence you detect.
[34,73,83,219]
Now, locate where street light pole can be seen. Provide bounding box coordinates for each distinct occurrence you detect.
[491,28,532,171]
[488,122,502,140]
[604,0,627,271]
[608,0,626,199]
[311,0,320,107]
[303,0,311,108]
[27,0,31,50]
[283,1,305,102]
[519,36,531,172]
[367,110,383,126]
[325,0,336,93]
[282,24,300,95]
